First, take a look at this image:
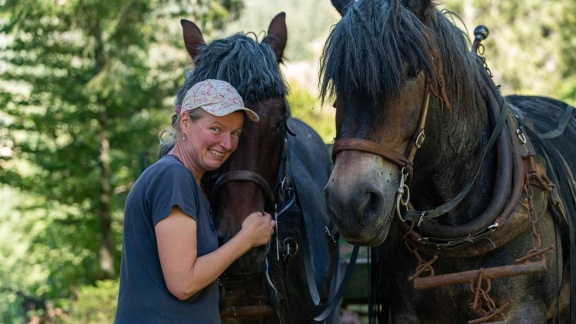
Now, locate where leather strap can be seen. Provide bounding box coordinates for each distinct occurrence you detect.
[332,83,432,170]
[403,90,510,223]
[332,138,408,167]
[300,226,359,321]
[210,170,276,206]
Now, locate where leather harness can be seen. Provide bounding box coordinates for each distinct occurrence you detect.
[330,33,566,322]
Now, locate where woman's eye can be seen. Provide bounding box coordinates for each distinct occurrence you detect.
[231,130,241,139]
[210,127,222,134]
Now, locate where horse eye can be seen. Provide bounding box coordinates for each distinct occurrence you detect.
[403,63,420,80]
[406,66,420,79]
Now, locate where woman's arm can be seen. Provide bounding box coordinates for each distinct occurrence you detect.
[155,206,274,300]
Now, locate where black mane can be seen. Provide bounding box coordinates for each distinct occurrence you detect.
[319,0,485,112]
[176,33,287,105]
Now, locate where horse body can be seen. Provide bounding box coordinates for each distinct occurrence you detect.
[321,0,575,322]
[179,13,341,324]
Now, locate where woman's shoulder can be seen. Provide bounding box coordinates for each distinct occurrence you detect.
[137,154,194,187]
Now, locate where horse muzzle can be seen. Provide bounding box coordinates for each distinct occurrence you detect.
[324,152,399,245]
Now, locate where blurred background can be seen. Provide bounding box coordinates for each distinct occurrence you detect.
[0,0,574,322]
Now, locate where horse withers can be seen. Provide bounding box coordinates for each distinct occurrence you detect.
[177,13,345,324]
[321,0,575,323]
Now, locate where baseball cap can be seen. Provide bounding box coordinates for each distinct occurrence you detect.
[181,79,259,122]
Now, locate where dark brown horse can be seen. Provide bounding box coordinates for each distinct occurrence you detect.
[174,13,348,324]
[320,0,576,323]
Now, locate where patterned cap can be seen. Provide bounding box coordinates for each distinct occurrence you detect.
[182,79,259,122]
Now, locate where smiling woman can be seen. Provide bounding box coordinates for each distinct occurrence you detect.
[115,79,276,323]
[173,80,256,182]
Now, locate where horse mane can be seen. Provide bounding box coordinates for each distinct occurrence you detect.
[319,0,486,112]
[175,33,287,105]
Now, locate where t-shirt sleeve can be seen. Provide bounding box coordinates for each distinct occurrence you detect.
[146,163,200,225]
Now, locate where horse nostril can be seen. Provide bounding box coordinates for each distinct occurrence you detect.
[360,191,384,225]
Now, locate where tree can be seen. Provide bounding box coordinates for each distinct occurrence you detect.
[440,0,576,105]
[0,0,244,318]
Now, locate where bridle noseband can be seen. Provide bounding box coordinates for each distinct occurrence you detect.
[209,170,277,207]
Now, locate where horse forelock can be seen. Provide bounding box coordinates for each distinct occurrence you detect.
[320,0,484,112]
[175,33,287,106]
[320,0,436,102]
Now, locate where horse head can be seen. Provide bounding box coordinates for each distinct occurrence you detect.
[179,13,288,276]
[321,0,487,246]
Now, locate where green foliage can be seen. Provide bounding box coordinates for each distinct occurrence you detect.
[71,280,119,323]
[0,0,171,295]
[0,0,574,322]
[223,0,340,61]
[0,0,245,322]
[440,0,576,105]
[288,84,335,143]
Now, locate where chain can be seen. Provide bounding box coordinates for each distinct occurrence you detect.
[405,241,438,281]
[525,169,543,254]
[467,270,511,323]
[517,118,556,262]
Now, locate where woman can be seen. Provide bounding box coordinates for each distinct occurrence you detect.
[115,79,276,323]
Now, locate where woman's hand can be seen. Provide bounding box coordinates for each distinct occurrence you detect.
[240,211,276,247]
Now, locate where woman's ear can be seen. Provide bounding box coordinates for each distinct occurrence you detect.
[180,112,190,130]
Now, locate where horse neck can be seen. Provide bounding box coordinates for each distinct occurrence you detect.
[411,91,497,224]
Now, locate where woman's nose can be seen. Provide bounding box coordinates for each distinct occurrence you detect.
[220,134,234,150]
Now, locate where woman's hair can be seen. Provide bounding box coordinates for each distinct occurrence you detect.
[158,108,205,158]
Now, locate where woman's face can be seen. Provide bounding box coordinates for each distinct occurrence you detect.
[181,110,244,175]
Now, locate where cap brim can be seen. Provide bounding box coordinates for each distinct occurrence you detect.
[202,103,260,122]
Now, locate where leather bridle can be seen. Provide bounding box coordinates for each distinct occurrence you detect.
[331,81,432,222]
[330,69,509,226]
[209,170,278,209]
[208,116,292,261]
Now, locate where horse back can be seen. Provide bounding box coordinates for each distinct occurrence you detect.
[506,95,576,322]
[506,95,576,252]
[282,117,340,323]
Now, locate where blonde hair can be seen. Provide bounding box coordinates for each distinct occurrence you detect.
[158,109,205,158]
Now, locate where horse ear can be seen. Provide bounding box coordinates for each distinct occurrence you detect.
[180,19,206,59]
[264,12,287,63]
[331,0,354,16]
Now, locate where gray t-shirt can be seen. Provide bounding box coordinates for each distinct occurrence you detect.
[115,154,220,323]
